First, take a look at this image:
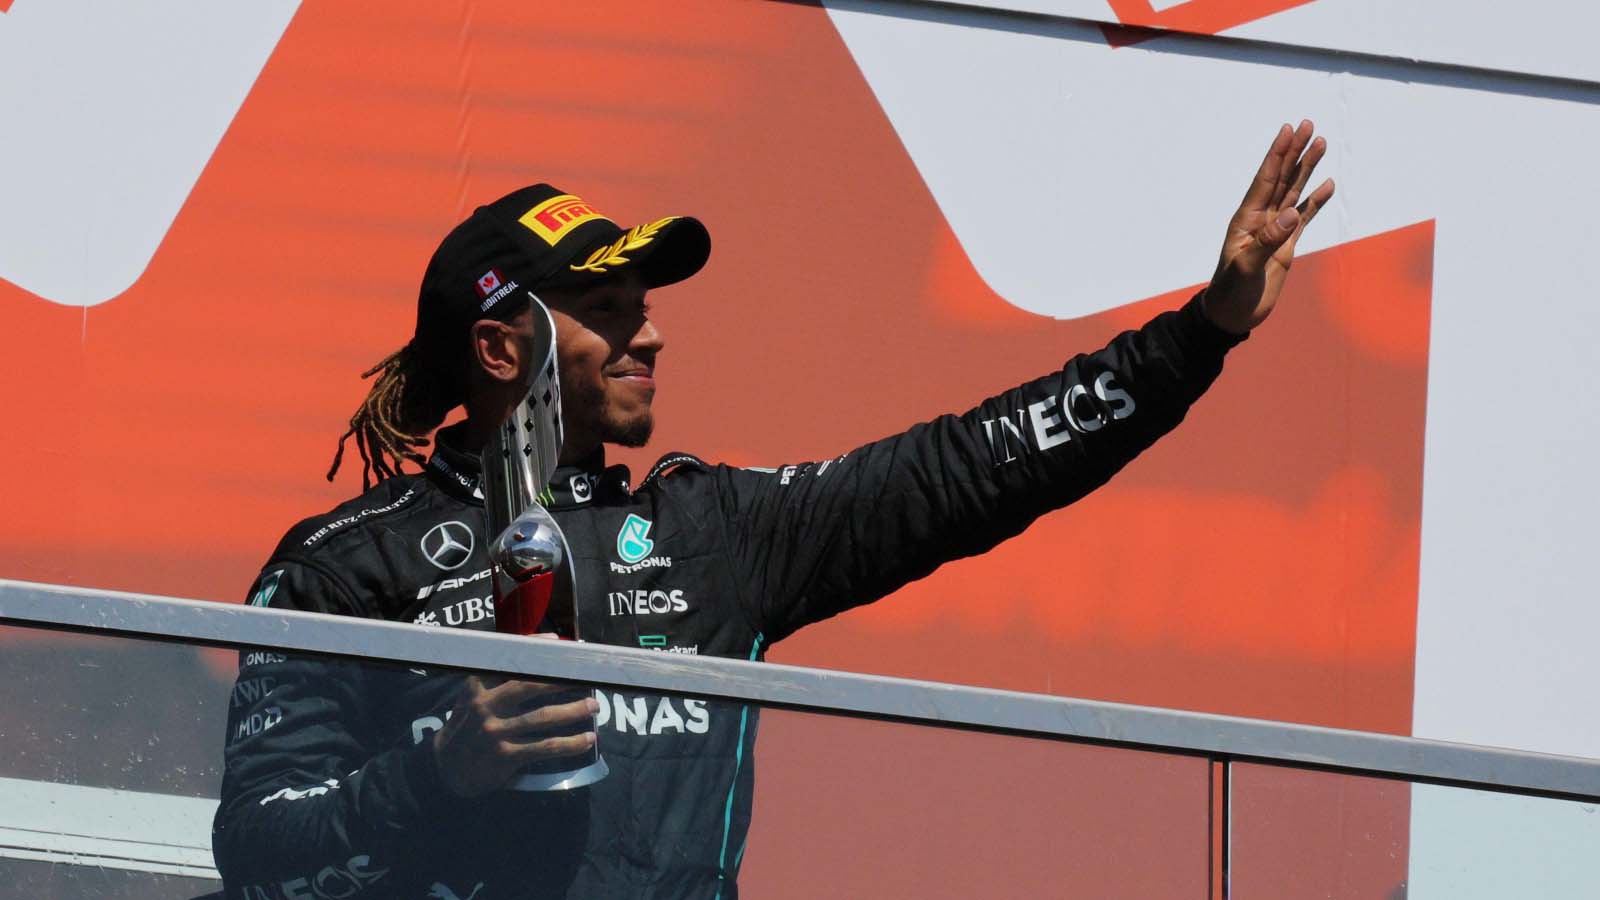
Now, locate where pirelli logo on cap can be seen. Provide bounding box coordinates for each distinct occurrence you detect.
[519,194,611,246]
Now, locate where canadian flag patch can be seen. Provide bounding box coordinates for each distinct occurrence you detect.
[475,269,504,299]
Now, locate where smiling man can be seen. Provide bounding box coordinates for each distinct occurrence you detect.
[215,123,1333,899]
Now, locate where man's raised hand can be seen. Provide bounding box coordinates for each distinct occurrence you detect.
[1203,120,1336,334]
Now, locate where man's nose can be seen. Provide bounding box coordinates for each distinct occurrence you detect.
[632,317,664,356]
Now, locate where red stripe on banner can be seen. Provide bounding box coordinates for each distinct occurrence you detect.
[1104,0,1321,46]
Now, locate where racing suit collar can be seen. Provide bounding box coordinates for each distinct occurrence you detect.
[426,424,485,503]
[548,453,630,509]
[426,423,629,508]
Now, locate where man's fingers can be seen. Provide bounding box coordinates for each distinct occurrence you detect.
[1269,120,1316,209]
[1292,178,1336,232]
[480,677,568,717]
[1240,123,1293,211]
[507,730,598,763]
[1280,136,1326,210]
[498,695,600,739]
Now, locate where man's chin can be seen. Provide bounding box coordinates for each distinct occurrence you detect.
[602,413,654,448]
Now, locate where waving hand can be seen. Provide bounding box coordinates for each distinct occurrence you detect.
[1203,120,1337,334]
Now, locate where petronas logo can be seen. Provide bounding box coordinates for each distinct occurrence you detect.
[249,570,284,608]
[616,514,655,564]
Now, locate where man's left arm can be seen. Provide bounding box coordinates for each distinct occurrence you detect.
[719,120,1335,642]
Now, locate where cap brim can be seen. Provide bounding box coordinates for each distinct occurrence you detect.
[635,216,711,288]
[544,216,711,290]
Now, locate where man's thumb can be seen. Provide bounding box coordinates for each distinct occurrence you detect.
[1254,207,1300,254]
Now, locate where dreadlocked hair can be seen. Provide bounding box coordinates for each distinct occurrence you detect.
[327,343,461,489]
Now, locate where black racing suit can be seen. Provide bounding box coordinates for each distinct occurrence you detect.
[213,296,1242,899]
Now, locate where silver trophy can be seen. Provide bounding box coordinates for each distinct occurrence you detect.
[480,292,608,791]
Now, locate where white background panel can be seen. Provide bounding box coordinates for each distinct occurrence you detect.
[0,1,299,306]
[824,0,1600,760]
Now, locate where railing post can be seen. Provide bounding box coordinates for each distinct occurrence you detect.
[1208,757,1231,899]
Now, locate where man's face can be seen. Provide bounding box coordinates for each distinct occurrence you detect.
[538,271,662,453]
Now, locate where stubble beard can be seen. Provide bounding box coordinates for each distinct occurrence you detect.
[604,409,654,448]
[569,376,654,449]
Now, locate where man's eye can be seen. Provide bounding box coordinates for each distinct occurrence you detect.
[595,302,648,316]
[586,295,647,317]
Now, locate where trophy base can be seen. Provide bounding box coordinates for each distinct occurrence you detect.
[507,755,609,792]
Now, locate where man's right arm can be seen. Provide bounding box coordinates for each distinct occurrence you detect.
[211,560,461,895]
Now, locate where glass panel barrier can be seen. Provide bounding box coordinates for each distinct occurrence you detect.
[0,627,228,898]
[1229,762,1600,900]
[0,629,228,795]
[743,710,1210,898]
[1407,782,1600,899]
[1226,763,1408,900]
[0,622,1214,900]
[0,858,221,900]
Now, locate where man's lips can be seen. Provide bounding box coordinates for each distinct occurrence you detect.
[607,369,655,389]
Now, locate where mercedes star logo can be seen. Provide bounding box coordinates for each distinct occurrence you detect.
[421,521,475,571]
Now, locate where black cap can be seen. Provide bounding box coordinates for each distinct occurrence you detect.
[412,184,710,359]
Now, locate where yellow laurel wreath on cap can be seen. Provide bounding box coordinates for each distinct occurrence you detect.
[570,217,676,274]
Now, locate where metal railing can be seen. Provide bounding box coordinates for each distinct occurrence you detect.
[4,578,1598,801]
[2,577,1599,887]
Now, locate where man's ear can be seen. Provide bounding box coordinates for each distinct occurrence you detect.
[469,318,522,383]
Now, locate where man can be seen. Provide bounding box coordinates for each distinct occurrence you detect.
[214,122,1333,899]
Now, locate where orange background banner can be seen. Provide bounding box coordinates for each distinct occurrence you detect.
[0,3,1424,895]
